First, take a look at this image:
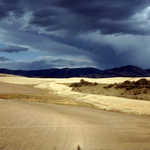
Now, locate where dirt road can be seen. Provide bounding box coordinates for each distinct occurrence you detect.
[0,100,150,150]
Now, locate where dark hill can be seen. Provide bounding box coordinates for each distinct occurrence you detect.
[104,65,149,77]
[0,67,103,78]
[0,65,150,78]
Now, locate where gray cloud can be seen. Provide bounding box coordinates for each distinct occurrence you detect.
[0,45,29,53]
[41,33,150,69]
[0,0,23,19]
[23,58,93,70]
[29,0,150,35]
[0,0,150,70]
[1,0,150,35]
[0,56,10,62]
[0,56,94,70]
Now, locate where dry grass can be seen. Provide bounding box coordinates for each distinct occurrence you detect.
[71,79,150,101]
[0,93,94,108]
[0,79,93,108]
[0,93,46,102]
[1,76,150,115]
[0,73,17,77]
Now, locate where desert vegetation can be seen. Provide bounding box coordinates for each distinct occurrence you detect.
[105,78,150,90]
[104,78,150,99]
[1,75,150,115]
[71,78,150,101]
[70,79,98,88]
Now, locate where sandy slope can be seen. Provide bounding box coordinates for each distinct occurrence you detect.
[1,76,150,115]
[0,100,150,150]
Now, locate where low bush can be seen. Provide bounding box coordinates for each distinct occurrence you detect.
[105,78,150,94]
[70,79,98,88]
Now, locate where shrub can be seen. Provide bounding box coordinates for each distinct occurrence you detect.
[70,79,98,88]
[105,78,150,91]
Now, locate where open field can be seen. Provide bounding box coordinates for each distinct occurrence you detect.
[70,79,150,101]
[1,75,150,149]
[0,76,92,107]
[1,100,150,150]
[1,75,150,115]
[0,74,18,77]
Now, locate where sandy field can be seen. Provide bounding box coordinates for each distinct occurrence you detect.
[1,75,150,115]
[71,79,150,101]
[1,74,150,149]
[1,100,150,150]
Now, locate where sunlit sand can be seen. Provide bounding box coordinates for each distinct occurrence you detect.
[1,75,150,115]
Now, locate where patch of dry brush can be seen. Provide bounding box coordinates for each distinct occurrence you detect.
[70,79,98,88]
[105,78,150,95]
[71,78,150,101]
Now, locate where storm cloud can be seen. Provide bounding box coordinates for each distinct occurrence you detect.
[30,0,150,35]
[0,56,10,62]
[0,45,29,53]
[0,0,23,19]
[0,0,150,70]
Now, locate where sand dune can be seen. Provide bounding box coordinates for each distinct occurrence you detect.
[1,76,150,115]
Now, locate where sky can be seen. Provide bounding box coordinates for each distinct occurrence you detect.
[0,0,150,70]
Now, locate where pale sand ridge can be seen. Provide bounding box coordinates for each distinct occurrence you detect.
[1,76,150,115]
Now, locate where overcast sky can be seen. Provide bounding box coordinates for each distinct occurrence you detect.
[0,0,150,70]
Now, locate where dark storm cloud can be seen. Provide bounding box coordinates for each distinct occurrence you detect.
[0,56,10,62]
[0,0,150,70]
[0,45,29,53]
[0,0,23,19]
[46,33,150,69]
[0,0,150,35]
[20,58,91,70]
[0,57,93,70]
[57,0,139,20]
[30,0,150,35]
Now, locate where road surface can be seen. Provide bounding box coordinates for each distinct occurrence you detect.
[0,100,150,150]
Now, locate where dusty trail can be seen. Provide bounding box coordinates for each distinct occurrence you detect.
[0,100,150,150]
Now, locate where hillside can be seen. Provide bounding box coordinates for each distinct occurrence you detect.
[0,65,150,78]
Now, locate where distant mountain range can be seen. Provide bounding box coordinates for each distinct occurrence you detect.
[0,65,150,78]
